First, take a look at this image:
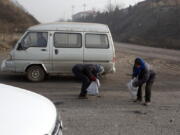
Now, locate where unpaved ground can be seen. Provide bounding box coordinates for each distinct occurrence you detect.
[0,42,180,135]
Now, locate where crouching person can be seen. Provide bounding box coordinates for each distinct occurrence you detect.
[72,64,104,99]
[132,58,156,106]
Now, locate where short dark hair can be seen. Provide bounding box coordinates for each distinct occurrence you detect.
[135,59,141,65]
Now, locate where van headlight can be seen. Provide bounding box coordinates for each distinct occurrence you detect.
[6,54,12,60]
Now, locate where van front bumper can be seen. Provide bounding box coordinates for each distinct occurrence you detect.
[1,59,15,72]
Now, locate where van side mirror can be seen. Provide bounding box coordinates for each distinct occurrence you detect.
[17,43,25,50]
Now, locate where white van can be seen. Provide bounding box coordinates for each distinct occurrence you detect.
[1,22,116,81]
[0,84,63,135]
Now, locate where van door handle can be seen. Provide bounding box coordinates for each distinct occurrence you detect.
[55,49,59,55]
[41,49,47,51]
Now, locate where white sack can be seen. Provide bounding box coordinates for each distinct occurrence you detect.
[87,79,100,96]
[127,78,138,99]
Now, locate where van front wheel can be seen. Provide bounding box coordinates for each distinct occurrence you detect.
[27,66,45,82]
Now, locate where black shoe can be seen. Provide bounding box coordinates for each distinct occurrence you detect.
[78,94,88,99]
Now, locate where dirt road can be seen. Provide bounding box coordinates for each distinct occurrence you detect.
[0,42,180,135]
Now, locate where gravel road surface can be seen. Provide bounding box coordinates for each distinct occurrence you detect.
[0,42,180,135]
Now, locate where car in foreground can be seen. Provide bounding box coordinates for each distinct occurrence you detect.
[0,84,63,135]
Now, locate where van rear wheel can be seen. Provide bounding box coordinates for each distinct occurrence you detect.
[27,66,45,82]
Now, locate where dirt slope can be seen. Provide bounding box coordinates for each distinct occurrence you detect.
[0,0,38,33]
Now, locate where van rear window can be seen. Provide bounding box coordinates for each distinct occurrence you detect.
[85,34,109,49]
[54,33,82,48]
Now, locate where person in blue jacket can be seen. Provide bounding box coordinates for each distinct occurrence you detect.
[72,64,104,99]
[132,57,156,106]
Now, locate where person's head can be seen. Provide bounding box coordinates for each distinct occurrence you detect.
[134,58,143,68]
[96,64,104,75]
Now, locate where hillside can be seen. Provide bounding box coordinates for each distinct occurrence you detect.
[0,0,38,33]
[75,0,180,50]
[116,0,180,49]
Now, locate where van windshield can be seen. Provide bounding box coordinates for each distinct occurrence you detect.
[21,32,48,49]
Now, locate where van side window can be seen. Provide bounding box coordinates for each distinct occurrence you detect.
[21,32,48,49]
[54,33,82,48]
[85,34,109,49]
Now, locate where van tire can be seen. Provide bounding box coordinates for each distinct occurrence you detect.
[26,65,45,82]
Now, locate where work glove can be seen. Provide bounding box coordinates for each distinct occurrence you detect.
[91,76,96,81]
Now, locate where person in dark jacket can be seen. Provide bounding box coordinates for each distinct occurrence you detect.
[132,57,156,106]
[72,64,104,99]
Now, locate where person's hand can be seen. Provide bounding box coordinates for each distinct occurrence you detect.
[132,81,138,87]
[91,76,96,81]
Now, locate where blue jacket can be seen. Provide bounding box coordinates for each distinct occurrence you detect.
[132,58,154,86]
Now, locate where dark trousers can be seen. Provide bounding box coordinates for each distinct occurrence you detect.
[72,67,91,96]
[137,72,156,102]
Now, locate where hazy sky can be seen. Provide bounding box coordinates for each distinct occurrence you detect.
[15,0,144,23]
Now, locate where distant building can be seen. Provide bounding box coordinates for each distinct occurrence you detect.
[72,10,96,21]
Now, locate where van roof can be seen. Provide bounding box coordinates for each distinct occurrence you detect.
[28,22,110,33]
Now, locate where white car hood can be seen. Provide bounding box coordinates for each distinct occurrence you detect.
[0,84,57,135]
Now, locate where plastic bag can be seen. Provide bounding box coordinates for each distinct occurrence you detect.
[87,79,100,96]
[127,78,138,99]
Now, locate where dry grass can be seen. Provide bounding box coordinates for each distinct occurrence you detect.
[0,33,21,52]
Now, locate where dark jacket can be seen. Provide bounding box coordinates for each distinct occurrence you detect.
[133,58,155,86]
[73,64,100,79]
